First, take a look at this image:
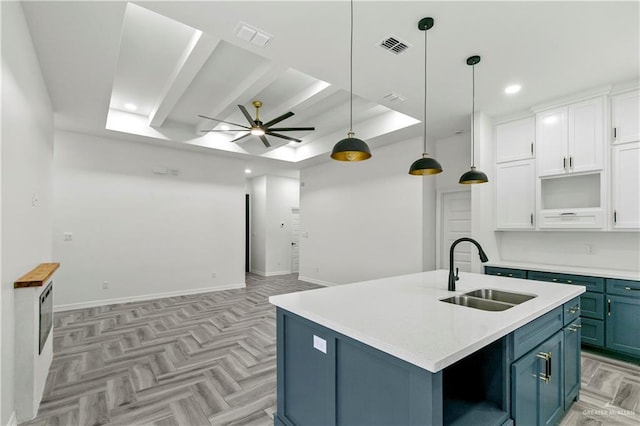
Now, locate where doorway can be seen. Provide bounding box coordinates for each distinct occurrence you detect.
[290,208,300,273]
[437,190,472,271]
[245,194,250,273]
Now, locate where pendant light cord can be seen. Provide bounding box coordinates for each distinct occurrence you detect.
[349,0,354,133]
[471,64,475,167]
[423,26,428,155]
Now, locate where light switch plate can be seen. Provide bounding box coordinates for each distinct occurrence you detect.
[313,335,326,353]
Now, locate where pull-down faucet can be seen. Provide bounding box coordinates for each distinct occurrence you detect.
[448,237,489,291]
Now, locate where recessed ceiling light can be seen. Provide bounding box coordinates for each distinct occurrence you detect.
[245,169,252,174]
[124,103,137,111]
[504,84,521,95]
[220,124,230,131]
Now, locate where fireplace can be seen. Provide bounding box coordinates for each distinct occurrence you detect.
[39,281,53,354]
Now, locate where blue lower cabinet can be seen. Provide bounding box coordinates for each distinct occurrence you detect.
[580,292,605,320]
[485,266,528,279]
[580,317,605,347]
[511,331,564,426]
[563,319,581,410]
[606,294,640,357]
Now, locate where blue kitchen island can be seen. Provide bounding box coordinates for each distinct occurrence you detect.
[269,270,585,426]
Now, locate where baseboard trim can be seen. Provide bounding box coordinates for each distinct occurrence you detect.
[251,270,292,277]
[7,412,17,426]
[297,276,337,287]
[54,282,246,312]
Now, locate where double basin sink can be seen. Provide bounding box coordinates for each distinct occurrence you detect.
[441,289,536,311]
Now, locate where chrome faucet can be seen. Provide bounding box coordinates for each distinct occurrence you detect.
[448,237,489,291]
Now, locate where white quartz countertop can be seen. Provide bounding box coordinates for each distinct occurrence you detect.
[485,261,640,281]
[269,270,585,373]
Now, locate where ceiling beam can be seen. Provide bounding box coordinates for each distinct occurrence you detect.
[148,31,220,127]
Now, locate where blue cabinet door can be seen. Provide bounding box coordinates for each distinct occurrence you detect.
[512,331,564,426]
[563,319,581,409]
[580,317,605,347]
[580,292,605,319]
[606,295,640,357]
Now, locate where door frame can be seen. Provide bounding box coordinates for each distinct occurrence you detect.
[436,189,471,270]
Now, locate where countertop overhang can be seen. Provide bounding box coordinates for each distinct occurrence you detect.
[269,269,585,373]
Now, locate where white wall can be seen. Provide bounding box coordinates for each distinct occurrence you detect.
[436,132,472,192]
[299,137,426,285]
[249,175,299,276]
[1,2,54,423]
[52,130,247,309]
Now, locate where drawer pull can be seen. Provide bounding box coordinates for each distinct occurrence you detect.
[566,280,573,284]
[536,352,552,384]
[568,324,582,332]
[560,212,577,216]
[568,306,580,314]
[552,278,558,282]
[508,274,513,277]
[496,272,502,276]
[624,286,639,291]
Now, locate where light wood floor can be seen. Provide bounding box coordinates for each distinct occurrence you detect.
[21,273,639,426]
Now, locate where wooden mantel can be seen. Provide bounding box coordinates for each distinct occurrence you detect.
[14,263,60,288]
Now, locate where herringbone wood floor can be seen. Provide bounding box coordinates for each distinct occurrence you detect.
[21,274,319,426]
[21,273,639,426]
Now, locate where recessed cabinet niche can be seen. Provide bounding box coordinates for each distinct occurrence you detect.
[537,97,604,178]
[539,174,604,229]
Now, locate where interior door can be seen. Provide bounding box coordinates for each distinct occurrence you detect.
[440,191,471,271]
[290,208,300,273]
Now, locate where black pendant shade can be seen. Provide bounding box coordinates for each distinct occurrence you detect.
[459,55,488,185]
[409,154,442,175]
[409,17,442,176]
[459,166,488,184]
[331,0,371,162]
[331,132,372,161]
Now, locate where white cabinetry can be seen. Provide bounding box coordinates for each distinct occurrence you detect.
[612,142,640,229]
[496,117,535,163]
[612,90,640,144]
[496,160,535,229]
[537,97,604,177]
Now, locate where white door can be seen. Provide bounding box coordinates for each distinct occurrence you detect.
[440,191,472,271]
[612,90,640,144]
[290,208,300,273]
[496,159,536,229]
[568,97,604,174]
[612,142,640,229]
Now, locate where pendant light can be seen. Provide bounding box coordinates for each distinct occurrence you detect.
[459,55,488,184]
[409,17,442,175]
[330,0,371,162]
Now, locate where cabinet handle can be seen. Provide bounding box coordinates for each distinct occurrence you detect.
[552,278,558,282]
[624,286,640,291]
[496,272,502,276]
[568,305,580,314]
[508,274,513,277]
[614,127,617,139]
[537,352,552,383]
[614,210,617,223]
[563,157,567,170]
[607,299,611,316]
[568,324,582,332]
[566,280,573,284]
[530,213,534,226]
[569,156,573,168]
[531,142,534,155]
[560,212,577,216]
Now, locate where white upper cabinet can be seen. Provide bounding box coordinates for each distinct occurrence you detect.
[496,117,535,163]
[495,159,535,230]
[612,141,640,229]
[537,108,568,176]
[612,90,640,144]
[537,97,604,177]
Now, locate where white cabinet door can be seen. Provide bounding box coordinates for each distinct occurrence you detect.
[612,142,640,229]
[496,159,535,229]
[537,108,568,177]
[496,116,535,163]
[569,97,604,174]
[612,90,640,144]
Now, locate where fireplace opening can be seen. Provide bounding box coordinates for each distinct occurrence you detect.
[39,281,53,354]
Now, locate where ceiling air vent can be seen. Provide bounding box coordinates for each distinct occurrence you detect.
[379,35,411,55]
[383,93,406,104]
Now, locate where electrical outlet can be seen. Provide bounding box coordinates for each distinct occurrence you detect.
[63,232,73,241]
[585,244,593,254]
[102,281,109,290]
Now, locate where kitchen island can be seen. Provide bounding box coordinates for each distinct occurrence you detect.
[269,269,585,426]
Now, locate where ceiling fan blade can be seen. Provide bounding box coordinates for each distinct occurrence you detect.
[267,127,315,132]
[267,132,302,143]
[238,105,255,125]
[230,133,251,143]
[198,114,250,129]
[200,129,239,132]
[259,135,271,147]
[263,111,294,128]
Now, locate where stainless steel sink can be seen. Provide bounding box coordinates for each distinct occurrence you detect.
[463,289,536,305]
[440,295,513,311]
[440,289,536,311]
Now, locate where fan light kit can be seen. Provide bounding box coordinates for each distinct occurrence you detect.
[199,100,315,148]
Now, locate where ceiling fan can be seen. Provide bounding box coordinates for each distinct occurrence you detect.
[199,101,315,147]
